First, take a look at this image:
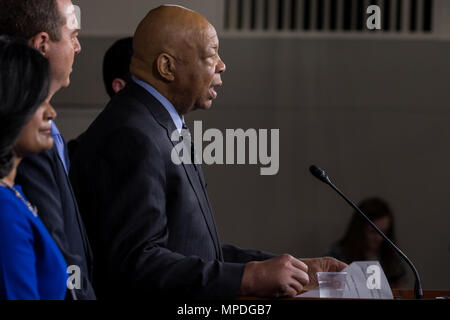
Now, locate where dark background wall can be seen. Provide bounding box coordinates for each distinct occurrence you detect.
[55,1,450,289]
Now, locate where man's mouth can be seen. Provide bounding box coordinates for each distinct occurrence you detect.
[209,87,218,99]
[209,82,222,99]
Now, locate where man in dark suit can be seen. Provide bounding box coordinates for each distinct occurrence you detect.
[68,37,133,162]
[102,37,133,98]
[70,5,346,299]
[0,0,96,299]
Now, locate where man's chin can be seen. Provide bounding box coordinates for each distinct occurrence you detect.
[201,100,214,110]
[62,79,71,88]
[59,76,71,89]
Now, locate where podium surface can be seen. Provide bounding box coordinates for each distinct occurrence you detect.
[392,289,450,300]
[241,290,450,300]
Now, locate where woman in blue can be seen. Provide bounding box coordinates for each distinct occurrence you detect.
[0,36,67,300]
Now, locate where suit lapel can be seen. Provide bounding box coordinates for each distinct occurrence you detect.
[180,161,221,256]
[52,146,94,272]
[195,164,223,260]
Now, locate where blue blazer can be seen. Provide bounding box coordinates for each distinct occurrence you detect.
[0,185,67,300]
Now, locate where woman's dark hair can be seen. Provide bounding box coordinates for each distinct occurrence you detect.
[0,36,50,178]
[340,197,399,277]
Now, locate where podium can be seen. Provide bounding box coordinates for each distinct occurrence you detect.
[392,289,450,300]
[241,290,450,300]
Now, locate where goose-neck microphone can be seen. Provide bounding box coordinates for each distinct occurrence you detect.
[309,165,423,299]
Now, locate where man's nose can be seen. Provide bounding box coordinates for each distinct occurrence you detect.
[44,103,57,121]
[217,55,226,73]
[74,37,82,54]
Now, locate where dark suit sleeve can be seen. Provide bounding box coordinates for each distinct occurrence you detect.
[89,127,245,298]
[221,243,277,264]
[16,150,94,300]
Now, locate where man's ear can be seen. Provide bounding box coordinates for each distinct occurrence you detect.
[29,32,51,56]
[156,53,176,82]
[111,78,127,94]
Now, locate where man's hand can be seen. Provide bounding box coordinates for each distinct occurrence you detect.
[300,257,348,290]
[240,254,309,298]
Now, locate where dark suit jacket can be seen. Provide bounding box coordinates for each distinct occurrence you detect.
[16,144,96,300]
[67,132,84,165]
[69,82,275,299]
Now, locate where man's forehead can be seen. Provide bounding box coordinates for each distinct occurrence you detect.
[205,25,219,44]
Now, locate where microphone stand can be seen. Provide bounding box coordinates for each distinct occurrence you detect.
[310,165,423,299]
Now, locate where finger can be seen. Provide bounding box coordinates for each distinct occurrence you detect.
[291,268,310,287]
[288,281,304,296]
[325,257,348,272]
[290,258,308,272]
[275,283,298,298]
[336,260,348,271]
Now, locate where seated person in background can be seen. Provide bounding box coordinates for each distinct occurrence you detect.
[326,197,407,288]
[69,5,347,299]
[0,37,66,300]
[67,36,133,161]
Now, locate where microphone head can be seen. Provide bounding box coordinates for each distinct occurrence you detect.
[309,165,331,184]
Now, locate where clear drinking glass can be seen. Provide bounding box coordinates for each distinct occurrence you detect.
[317,272,348,298]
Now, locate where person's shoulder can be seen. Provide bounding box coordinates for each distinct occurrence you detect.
[0,189,29,226]
[103,82,148,114]
[0,187,20,207]
[16,147,59,184]
[18,146,56,168]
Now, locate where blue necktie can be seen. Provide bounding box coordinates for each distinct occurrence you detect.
[51,122,70,175]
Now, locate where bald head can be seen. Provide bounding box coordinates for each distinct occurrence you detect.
[130,5,226,115]
[131,5,211,80]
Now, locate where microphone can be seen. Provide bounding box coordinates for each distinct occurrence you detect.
[309,165,423,299]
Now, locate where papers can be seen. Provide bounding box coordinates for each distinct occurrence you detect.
[298,261,394,299]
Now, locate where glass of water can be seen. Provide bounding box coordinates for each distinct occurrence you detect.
[317,272,348,298]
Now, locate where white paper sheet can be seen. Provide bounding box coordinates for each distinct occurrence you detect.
[298,261,394,299]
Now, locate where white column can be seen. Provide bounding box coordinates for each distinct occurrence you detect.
[389,0,397,32]
[283,0,292,30]
[267,0,278,30]
[254,0,265,30]
[297,0,305,31]
[323,0,331,31]
[336,0,344,31]
[242,0,252,30]
[310,0,318,30]
[402,0,411,33]
[416,0,424,32]
[227,0,239,31]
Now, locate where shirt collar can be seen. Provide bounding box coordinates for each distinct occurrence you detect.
[50,120,60,136]
[132,76,184,132]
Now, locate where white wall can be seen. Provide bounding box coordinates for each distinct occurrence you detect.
[74,0,224,37]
